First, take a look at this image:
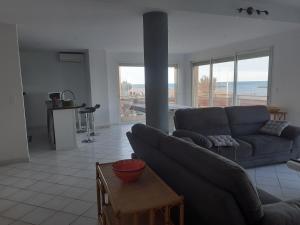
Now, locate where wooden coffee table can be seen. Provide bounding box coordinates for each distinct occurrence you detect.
[96,162,184,225]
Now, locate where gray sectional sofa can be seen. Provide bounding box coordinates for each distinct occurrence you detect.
[173,105,300,168]
[127,123,300,225]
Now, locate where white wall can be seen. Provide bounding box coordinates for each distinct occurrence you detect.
[105,51,186,124]
[184,28,300,125]
[88,49,110,127]
[20,50,91,128]
[0,23,29,165]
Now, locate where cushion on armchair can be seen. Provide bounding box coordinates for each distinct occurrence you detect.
[260,120,289,136]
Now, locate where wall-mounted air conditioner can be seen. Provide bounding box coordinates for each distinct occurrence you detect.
[58,52,84,63]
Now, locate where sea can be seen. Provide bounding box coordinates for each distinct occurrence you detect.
[131,81,268,97]
[215,81,267,96]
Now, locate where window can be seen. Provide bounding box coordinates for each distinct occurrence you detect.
[236,56,269,106]
[119,65,178,123]
[212,59,235,107]
[192,49,271,107]
[192,63,210,107]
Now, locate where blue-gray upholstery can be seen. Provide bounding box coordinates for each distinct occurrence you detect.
[173,130,212,148]
[239,134,293,155]
[210,139,253,159]
[127,124,300,225]
[173,105,300,168]
[225,106,270,136]
[174,107,231,135]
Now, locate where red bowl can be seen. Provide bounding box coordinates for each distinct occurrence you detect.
[112,159,145,183]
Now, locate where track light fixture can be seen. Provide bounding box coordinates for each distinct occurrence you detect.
[237,7,269,16]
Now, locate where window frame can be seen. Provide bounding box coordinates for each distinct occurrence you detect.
[118,64,179,122]
[191,47,273,107]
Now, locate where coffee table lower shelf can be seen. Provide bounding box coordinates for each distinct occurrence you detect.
[101,205,175,225]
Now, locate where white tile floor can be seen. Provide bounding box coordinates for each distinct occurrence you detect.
[0,124,300,224]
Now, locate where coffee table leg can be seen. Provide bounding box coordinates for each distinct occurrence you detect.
[164,206,170,225]
[149,209,155,225]
[179,203,184,225]
[133,213,138,225]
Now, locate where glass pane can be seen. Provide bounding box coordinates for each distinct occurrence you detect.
[236,56,269,106]
[119,66,177,123]
[212,61,234,107]
[193,64,210,107]
[168,67,176,104]
[119,66,145,123]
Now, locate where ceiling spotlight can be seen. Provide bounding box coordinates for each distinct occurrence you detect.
[237,7,269,16]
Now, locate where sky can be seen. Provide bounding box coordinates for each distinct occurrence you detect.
[119,66,176,84]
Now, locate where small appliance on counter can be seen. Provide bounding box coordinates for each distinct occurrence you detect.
[48,92,62,108]
[61,89,75,107]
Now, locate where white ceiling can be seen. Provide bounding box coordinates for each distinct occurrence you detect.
[0,0,300,53]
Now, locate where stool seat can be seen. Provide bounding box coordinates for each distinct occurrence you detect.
[81,104,101,143]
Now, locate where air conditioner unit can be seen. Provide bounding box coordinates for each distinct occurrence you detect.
[58,52,84,63]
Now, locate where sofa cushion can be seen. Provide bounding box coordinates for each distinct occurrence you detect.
[159,136,263,225]
[225,106,270,136]
[260,120,289,136]
[131,123,167,148]
[239,134,293,155]
[208,135,239,147]
[174,108,231,135]
[210,139,253,159]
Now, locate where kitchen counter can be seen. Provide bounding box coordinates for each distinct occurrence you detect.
[46,101,80,150]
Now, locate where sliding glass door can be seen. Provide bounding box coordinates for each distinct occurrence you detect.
[192,63,210,107]
[236,56,270,106]
[192,49,271,107]
[212,59,235,107]
[119,65,178,123]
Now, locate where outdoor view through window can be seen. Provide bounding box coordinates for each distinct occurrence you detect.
[119,66,177,123]
[193,55,270,107]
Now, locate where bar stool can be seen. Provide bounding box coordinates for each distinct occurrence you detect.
[88,104,100,136]
[76,103,86,133]
[80,108,94,143]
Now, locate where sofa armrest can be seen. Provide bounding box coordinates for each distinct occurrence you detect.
[281,125,300,147]
[261,200,300,225]
[173,130,212,148]
[256,188,281,205]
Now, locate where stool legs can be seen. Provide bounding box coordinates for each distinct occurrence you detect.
[76,109,85,133]
[90,112,96,136]
[82,113,94,143]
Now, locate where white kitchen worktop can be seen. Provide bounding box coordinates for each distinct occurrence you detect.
[52,108,78,150]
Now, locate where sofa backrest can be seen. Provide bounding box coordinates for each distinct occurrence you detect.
[225,105,270,136]
[174,108,231,135]
[127,135,246,225]
[160,135,263,225]
[131,123,168,148]
[127,124,263,225]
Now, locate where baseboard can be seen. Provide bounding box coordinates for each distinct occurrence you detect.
[95,124,111,129]
[0,157,30,167]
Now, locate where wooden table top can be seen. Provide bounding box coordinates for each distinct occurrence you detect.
[97,163,182,215]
